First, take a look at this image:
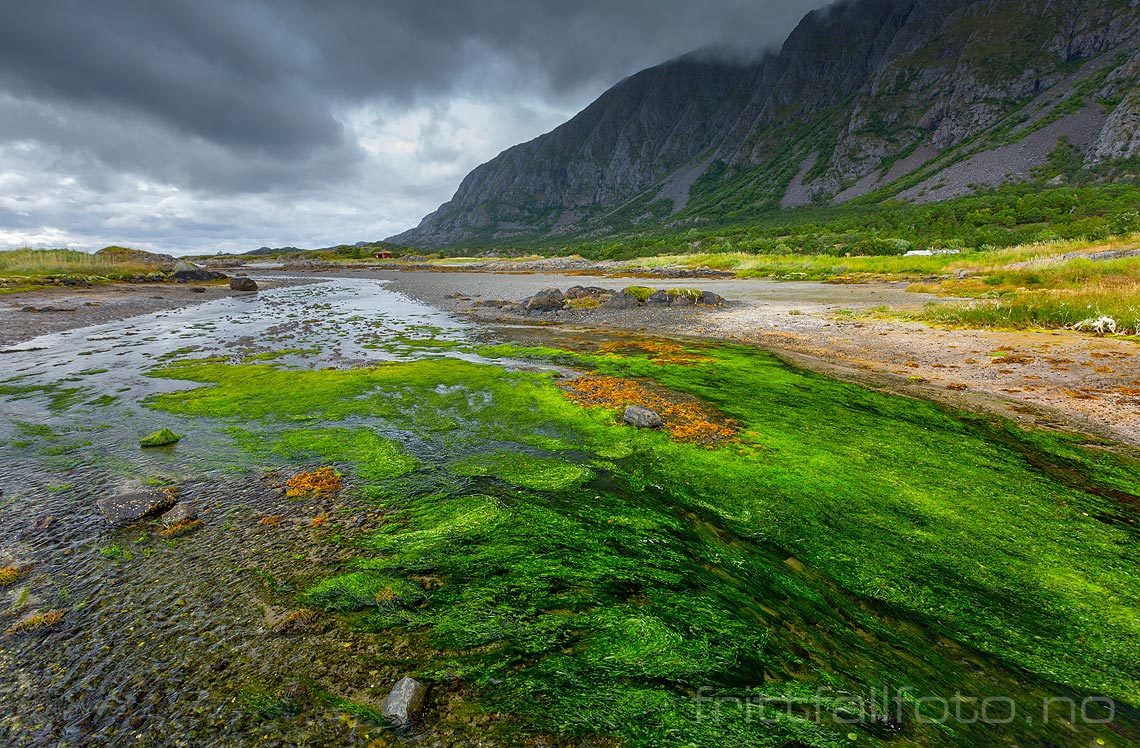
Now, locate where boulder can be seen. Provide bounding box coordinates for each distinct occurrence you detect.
[672,293,694,306]
[160,501,199,526]
[623,405,663,428]
[523,288,565,312]
[172,260,227,283]
[382,676,430,727]
[564,285,611,300]
[646,290,673,306]
[699,291,726,306]
[230,276,259,292]
[602,291,640,310]
[601,291,640,310]
[190,286,207,294]
[97,488,177,526]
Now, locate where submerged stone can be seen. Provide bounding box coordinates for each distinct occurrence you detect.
[382,676,429,727]
[160,501,198,525]
[623,405,663,428]
[97,488,177,526]
[140,428,181,448]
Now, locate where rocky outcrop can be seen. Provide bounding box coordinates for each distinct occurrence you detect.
[391,0,1140,248]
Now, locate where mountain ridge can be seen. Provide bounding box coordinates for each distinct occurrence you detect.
[391,0,1140,248]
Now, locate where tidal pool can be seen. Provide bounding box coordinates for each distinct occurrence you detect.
[1,274,1137,746]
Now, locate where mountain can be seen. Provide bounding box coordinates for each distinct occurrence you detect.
[390,0,1140,248]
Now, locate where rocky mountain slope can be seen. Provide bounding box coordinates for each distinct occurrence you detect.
[391,0,1140,248]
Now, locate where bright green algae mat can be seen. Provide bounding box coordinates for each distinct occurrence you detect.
[146,343,1140,745]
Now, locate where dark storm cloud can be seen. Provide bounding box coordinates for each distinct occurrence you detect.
[0,0,824,250]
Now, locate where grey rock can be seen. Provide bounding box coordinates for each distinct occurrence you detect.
[523,287,565,312]
[230,276,259,292]
[172,260,226,283]
[623,405,663,428]
[382,676,430,727]
[190,286,207,293]
[564,285,611,300]
[601,290,640,310]
[699,291,726,306]
[646,290,673,306]
[97,489,177,526]
[160,501,199,526]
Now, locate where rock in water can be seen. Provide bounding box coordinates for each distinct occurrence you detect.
[97,488,177,526]
[382,676,430,727]
[623,405,663,428]
[160,501,199,525]
[230,276,259,292]
[523,287,565,312]
[140,428,181,448]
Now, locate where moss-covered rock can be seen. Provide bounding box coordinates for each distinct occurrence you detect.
[139,428,181,448]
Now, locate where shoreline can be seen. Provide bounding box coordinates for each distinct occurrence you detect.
[370,268,1140,448]
[3,268,1136,447]
[0,277,310,348]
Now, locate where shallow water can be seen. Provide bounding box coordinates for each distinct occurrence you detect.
[0,276,487,745]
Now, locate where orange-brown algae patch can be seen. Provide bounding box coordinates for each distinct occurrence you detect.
[5,609,64,636]
[597,339,712,366]
[159,518,204,538]
[560,374,737,445]
[0,565,32,587]
[285,467,343,498]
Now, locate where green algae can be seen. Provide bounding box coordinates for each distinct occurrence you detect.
[230,426,418,482]
[143,343,1140,746]
[140,428,181,447]
[451,450,593,491]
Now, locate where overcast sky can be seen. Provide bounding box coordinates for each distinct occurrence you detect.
[0,0,823,255]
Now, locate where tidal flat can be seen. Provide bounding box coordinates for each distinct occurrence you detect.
[0,274,1137,746]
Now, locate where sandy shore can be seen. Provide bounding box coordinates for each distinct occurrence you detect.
[371,269,1140,447]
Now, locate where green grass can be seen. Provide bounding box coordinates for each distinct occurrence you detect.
[144,346,1140,746]
[0,247,161,283]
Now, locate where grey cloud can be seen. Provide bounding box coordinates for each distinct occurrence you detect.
[0,0,825,251]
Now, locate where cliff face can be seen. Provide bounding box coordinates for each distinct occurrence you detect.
[391,0,1140,247]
